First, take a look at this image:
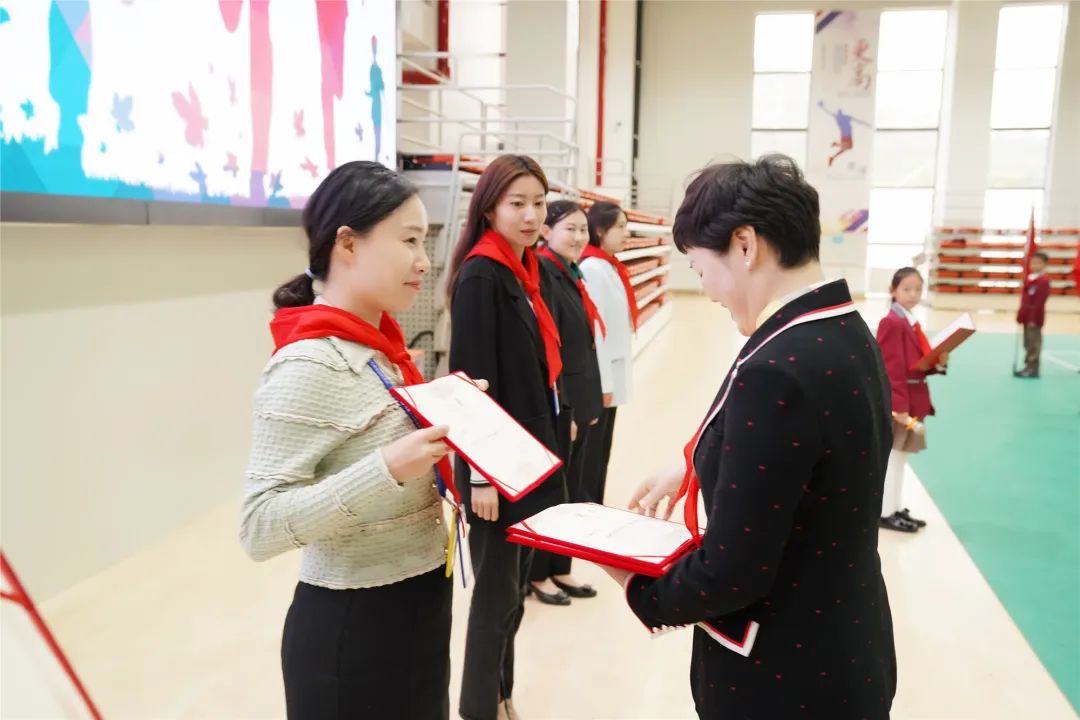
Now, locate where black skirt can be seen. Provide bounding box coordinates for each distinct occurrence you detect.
[281,567,452,719]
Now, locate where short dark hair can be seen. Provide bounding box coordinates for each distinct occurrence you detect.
[545,199,585,228]
[273,161,416,309]
[1032,251,1049,263]
[889,267,923,294]
[587,201,625,247]
[672,154,820,268]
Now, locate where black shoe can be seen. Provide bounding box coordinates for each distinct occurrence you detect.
[552,577,598,598]
[879,513,919,533]
[1014,369,1040,378]
[897,508,926,528]
[528,584,571,606]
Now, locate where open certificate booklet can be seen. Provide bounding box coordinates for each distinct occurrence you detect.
[914,313,976,371]
[506,503,703,577]
[389,372,563,501]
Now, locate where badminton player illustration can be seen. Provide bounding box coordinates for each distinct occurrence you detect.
[818,100,871,167]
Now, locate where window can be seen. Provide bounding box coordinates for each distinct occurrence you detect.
[984,4,1065,229]
[750,13,814,169]
[868,9,948,269]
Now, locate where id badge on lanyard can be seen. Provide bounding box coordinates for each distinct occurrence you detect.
[366,360,472,587]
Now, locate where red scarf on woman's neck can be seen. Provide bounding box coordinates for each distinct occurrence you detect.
[581,244,640,331]
[467,230,563,385]
[270,304,456,500]
[538,246,607,339]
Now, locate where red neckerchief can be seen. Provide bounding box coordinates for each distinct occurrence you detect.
[270,304,456,501]
[581,244,641,331]
[538,246,607,339]
[467,230,563,385]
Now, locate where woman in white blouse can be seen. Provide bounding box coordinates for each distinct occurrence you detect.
[579,201,636,504]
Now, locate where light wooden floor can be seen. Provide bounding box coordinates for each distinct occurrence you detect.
[35,295,1079,719]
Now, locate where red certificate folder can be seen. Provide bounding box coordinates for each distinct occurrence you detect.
[506,503,702,577]
[913,313,976,371]
[389,372,562,502]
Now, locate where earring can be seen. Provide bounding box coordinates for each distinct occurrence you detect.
[745,261,751,269]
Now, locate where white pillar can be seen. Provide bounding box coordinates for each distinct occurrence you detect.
[935,1,1001,227]
[1047,1,1080,227]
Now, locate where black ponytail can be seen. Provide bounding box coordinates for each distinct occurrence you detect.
[272,273,316,309]
[272,161,418,309]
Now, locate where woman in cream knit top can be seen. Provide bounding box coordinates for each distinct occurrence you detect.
[240,331,448,588]
[240,161,456,719]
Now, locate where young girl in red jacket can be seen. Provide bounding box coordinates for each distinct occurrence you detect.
[875,267,948,533]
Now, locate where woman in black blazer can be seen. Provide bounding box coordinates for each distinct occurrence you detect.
[528,200,605,604]
[610,155,897,719]
[446,155,567,720]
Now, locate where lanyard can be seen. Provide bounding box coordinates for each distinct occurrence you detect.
[367,359,470,586]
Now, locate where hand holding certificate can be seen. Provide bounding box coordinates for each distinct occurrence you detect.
[390,372,563,502]
[913,313,975,371]
[506,503,702,577]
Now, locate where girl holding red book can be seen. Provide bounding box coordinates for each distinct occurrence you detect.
[875,267,949,533]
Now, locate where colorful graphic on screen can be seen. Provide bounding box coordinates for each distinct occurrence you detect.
[0,0,395,209]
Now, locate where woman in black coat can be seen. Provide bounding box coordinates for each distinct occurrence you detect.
[527,200,606,604]
[610,155,897,719]
[446,155,567,720]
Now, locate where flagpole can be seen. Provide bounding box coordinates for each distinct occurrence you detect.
[1014,208,1036,375]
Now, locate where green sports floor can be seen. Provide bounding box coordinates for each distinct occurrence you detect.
[910,331,1080,713]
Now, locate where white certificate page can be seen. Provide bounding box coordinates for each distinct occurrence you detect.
[393,373,561,499]
[515,503,696,562]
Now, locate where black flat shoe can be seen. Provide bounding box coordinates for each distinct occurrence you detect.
[898,508,926,528]
[528,585,571,606]
[552,578,598,598]
[879,513,919,533]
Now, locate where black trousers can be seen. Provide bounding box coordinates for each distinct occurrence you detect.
[582,406,618,504]
[281,567,451,719]
[529,420,593,582]
[459,521,533,720]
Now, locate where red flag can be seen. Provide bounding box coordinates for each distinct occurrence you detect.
[1020,208,1037,294]
[1072,243,1080,296]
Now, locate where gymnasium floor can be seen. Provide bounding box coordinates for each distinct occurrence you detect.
[37,293,1079,719]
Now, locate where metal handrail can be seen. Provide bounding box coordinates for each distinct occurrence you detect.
[401,83,578,105]
[399,117,575,125]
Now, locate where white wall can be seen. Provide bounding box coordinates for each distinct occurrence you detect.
[399,0,437,51]
[397,1,507,156]
[936,0,1000,227]
[637,0,1079,292]
[500,1,579,187]
[604,1,638,190]
[1048,1,1080,226]
[575,1,638,199]
[397,0,439,152]
[445,1,506,154]
[0,223,304,600]
[576,1,601,188]
[638,0,756,290]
